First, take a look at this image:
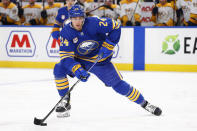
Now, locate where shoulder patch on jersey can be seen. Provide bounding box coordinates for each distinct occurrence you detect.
[61,15,65,20]
[73,37,78,43]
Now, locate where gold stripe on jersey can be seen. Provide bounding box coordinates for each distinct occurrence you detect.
[59,51,75,60]
[120,0,138,5]
[102,42,114,50]
[157,3,172,8]
[86,0,94,2]
[75,54,113,63]
[189,13,197,24]
[59,51,74,55]
[45,3,61,9]
[52,27,60,32]
[99,4,118,10]
[112,63,123,80]
[112,19,120,30]
[23,4,42,9]
[0,2,16,8]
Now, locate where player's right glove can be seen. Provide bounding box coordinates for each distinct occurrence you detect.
[52,31,60,40]
[98,39,115,59]
[72,64,90,82]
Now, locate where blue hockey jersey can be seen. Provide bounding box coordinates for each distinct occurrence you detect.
[59,17,121,70]
[55,6,70,26]
[52,6,70,33]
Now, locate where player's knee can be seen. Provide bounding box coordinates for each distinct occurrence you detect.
[53,63,67,78]
[112,80,132,96]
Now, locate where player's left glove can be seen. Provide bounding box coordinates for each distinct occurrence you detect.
[98,39,115,59]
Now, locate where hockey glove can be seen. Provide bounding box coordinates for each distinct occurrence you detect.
[52,31,60,40]
[29,19,37,25]
[152,7,158,16]
[72,64,90,82]
[41,10,47,19]
[98,40,115,59]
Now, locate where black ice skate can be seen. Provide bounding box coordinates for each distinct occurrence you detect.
[141,101,162,116]
[56,95,71,118]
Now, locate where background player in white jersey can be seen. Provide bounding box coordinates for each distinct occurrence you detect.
[151,0,175,26]
[119,0,141,26]
[83,0,97,16]
[21,0,42,25]
[188,0,197,25]
[176,0,192,26]
[96,0,120,21]
[0,0,20,25]
[40,0,62,26]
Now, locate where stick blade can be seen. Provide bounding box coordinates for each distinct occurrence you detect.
[34,117,47,126]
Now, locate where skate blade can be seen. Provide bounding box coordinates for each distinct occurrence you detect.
[57,111,70,118]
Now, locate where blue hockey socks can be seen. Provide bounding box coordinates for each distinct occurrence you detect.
[55,77,69,97]
[112,80,145,104]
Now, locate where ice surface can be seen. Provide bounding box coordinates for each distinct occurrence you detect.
[0,68,197,131]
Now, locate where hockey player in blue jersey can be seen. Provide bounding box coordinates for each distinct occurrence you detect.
[51,0,75,40]
[53,5,162,117]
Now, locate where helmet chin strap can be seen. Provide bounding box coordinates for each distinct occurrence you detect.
[81,17,85,26]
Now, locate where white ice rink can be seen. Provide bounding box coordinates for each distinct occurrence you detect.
[0,68,197,131]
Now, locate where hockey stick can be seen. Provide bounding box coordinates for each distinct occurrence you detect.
[86,4,111,15]
[34,54,103,126]
[130,0,140,25]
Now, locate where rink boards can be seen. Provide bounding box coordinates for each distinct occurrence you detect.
[0,26,196,72]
